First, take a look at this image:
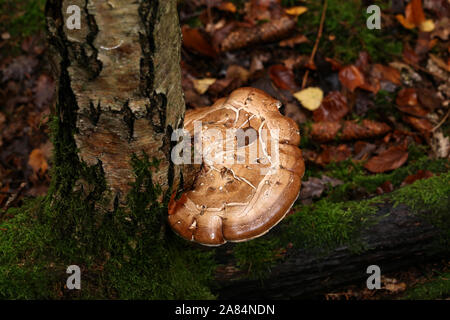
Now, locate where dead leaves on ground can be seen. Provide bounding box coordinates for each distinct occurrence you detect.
[0,35,53,208]
[364,145,409,173]
[179,0,449,199]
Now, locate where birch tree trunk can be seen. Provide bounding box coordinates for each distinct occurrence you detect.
[46,0,185,207]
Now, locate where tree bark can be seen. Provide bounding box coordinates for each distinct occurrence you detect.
[46,0,185,206]
[214,202,449,299]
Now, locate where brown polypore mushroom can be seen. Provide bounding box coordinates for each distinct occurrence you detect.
[168,87,305,246]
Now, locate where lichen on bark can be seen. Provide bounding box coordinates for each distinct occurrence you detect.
[47,0,185,206]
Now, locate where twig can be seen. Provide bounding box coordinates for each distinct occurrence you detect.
[432,109,450,132]
[302,0,328,89]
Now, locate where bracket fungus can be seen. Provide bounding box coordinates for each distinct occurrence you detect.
[168,88,305,246]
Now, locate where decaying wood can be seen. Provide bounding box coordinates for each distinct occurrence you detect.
[46,0,185,204]
[214,201,449,299]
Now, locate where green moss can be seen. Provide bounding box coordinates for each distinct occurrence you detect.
[323,156,449,201]
[402,272,450,300]
[232,164,449,280]
[392,172,450,246]
[1,107,216,300]
[298,0,403,64]
[0,152,216,299]
[233,196,381,279]
[0,0,46,38]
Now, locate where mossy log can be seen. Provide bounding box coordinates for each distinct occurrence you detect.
[214,199,449,299]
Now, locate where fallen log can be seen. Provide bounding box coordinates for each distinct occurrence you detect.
[213,200,449,299]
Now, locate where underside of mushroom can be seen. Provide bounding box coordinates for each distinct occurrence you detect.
[168,87,305,246]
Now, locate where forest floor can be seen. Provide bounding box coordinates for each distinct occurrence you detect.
[0,0,449,299]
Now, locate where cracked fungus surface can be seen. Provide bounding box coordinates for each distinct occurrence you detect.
[169,88,305,246]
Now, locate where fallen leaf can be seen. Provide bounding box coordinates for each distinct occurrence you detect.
[384,281,407,293]
[192,78,217,95]
[218,2,237,13]
[313,91,349,122]
[294,87,324,111]
[339,65,365,92]
[285,6,308,16]
[376,180,394,194]
[396,14,415,29]
[28,148,48,175]
[419,19,435,32]
[364,145,409,173]
[310,120,391,142]
[396,88,419,107]
[315,144,351,166]
[353,141,376,160]
[396,88,429,117]
[417,88,442,110]
[220,16,296,51]
[429,53,450,72]
[269,64,299,91]
[403,115,433,133]
[182,26,217,57]
[406,0,426,27]
[401,170,434,186]
[371,64,402,86]
[299,175,343,200]
[403,44,421,65]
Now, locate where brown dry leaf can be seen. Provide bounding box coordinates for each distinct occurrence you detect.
[192,78,217,95]
[364,145,409,173]
[403,115,434,133]
[383,277,407,293]
[396,14,415,29]
[396,88,419,108]
[429,53,450,72]
[313,91,349,122]
[293,87,324,111]
[315,144,351,166]
[406,0,426,27]
[220,16,296,51]
[279,34,309,48]
[353,141,376,160]
[401,169,434,186]
[246,0,280,22]
[396,88,429,117]
[376,180,394,195]
[284,6,308,16]
[28,148,48,175]
[310,120,391,142]
[299,175,343,200]
[403,44,421,65]
[182,26,217,57]
[371,64,402,86]
[269,64,299,91]
[218,2,237,13]
[339,65,365,92]
[417,88,442,110]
